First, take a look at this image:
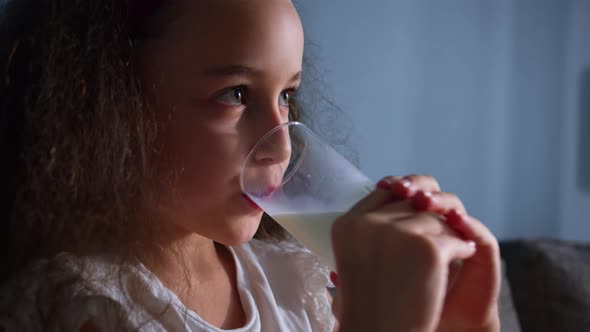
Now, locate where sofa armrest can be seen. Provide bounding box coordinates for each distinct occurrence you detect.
[500,239,590,332]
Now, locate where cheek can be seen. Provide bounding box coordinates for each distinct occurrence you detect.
[154,119,241,200]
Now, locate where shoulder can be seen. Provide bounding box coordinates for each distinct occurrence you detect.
[0,252,154,331]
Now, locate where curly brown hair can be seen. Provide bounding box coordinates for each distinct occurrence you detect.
[0,0,302,282]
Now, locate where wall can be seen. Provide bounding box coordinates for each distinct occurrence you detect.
[297,0,588,240]
[560,0,590,241]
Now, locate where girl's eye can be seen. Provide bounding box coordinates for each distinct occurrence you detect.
[215,86,246,106]
[279,90,295,107]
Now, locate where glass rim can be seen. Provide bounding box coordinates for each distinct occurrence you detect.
[240,121,309,194]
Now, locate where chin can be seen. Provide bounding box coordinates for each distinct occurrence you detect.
[217,215,262,246]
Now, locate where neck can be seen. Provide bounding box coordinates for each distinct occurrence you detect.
[130,204,246,329]
[134,219,229,292]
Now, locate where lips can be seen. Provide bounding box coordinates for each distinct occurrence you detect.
[241,193,262,211]
[256,185,277,198]
[243,174,281,198]
[241,164,284,197]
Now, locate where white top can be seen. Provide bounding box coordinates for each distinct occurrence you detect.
[0,239,335,332]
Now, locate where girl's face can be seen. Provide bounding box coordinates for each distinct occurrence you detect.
[139,0,304,245]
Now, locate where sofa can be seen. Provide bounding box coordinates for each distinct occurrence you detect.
[498,239,590,332]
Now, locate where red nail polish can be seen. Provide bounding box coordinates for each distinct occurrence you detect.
[330,271,338,287]
[445,209,468,240]
[392,179,412,198]
[412,190,433,211]
[377,179,392,190]
[445,209,462,225]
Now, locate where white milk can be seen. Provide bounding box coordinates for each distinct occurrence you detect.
[272,212,343,271]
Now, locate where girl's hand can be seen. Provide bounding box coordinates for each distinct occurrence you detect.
[331,175,500,332]
[394,175,501,331]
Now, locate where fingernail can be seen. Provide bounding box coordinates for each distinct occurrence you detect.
[445,209,463,226]
[330,271,339,287]
[445,209,469,240]
[377,178,393,190]
[467,241,477,249]
[412,190,433,211]
[392,178,412,198]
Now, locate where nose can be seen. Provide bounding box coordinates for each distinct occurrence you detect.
[253,122,292,166]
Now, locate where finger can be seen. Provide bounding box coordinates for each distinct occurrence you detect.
[376,176,404,190]
[435,234,478,263]
[440,214,501,325]
[376,176,417,201]
[371,200,416,219]
[403,174,441,194]
[375,175,441,199]
[412,191,468,215]
[393,212,455,237]
[445,212,498,250]
[348,179,398,214]
[356,200,463,240]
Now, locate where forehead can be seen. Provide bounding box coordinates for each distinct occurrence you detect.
[158,0,304,71]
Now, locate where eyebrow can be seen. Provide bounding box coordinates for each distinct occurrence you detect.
[200,65,302,82]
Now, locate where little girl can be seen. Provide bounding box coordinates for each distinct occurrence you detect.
[0,0,501,331]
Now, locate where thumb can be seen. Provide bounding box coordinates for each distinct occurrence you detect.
[438,235,478,263]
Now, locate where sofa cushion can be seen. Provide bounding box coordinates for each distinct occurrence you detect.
[500,239,590,332]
